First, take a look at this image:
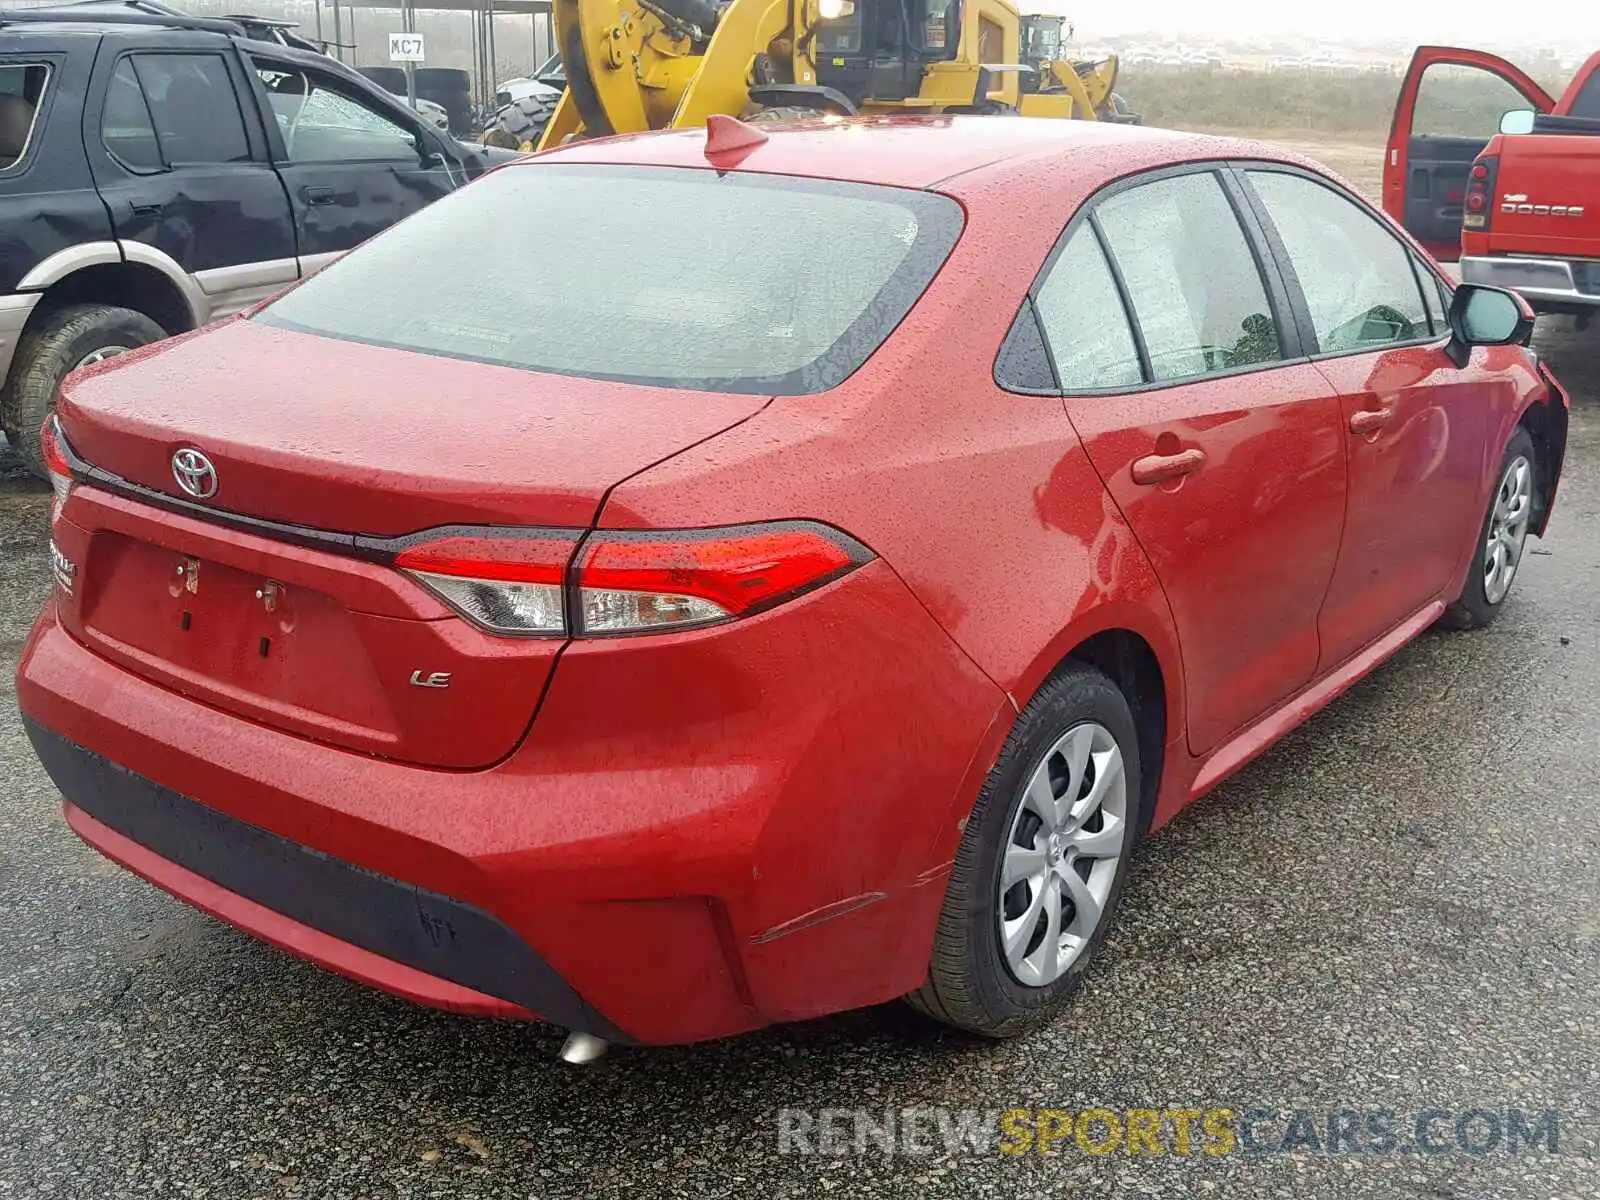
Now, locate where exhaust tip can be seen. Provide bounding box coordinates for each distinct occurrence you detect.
[558,1031,610,1065]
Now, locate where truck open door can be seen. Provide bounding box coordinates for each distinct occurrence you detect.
[1385,46,1555,261]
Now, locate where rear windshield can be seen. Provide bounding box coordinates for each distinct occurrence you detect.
[256,163,964,394]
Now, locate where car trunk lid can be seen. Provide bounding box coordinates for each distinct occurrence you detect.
[52,320,770,768]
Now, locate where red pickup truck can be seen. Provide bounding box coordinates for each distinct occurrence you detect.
[1385,46,1600,321]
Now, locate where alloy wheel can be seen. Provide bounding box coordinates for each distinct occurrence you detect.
[997,722,1129,987]
[1483,454,1533,606]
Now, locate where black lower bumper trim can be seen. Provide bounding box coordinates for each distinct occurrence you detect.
[22,717,630,1042]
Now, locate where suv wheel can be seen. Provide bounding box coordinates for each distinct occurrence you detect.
[0,304,166,478]
[905,663,1142,1037]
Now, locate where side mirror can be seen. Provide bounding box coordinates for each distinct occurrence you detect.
[1499,108,1536,135]
[1444,283,1535,366]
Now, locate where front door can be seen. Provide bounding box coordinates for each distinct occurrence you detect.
[1384,46,1554,262]
[1240,165,1518,668]
[245,53,461,272]
[1040,167,1348,755]
[85,37,298,316]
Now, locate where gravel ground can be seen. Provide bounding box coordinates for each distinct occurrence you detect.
[1,320,1596,1199]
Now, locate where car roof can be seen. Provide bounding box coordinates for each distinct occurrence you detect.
[532,115,1317,193]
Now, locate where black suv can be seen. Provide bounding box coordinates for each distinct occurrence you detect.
[0,3,516,476]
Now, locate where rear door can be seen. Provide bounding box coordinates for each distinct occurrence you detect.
[243,51,461,274]
[1384,46,1554,261]
[84,33,298,317]
[1045,166,1348,756]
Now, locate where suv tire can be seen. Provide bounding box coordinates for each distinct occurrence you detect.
[1,304,166,478]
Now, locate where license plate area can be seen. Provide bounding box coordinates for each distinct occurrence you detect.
[78,533,396,739]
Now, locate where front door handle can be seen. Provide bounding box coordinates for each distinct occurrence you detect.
[1349,407,1394,435]
[302,185,338,206]
[128,200,164,217]
[1131,447,1206,486]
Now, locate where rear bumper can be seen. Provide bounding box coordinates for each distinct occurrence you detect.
[0,292,41,390]
[1460,255,1600,310]
[17,560,1005,1044]
[30,720,615,1032]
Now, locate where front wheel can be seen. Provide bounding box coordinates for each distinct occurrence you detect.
[905,664,1142,1037]
[1441,426,1538,630]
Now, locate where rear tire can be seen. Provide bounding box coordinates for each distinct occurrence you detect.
[0,304,166,479]
[905,664,1142,1038]
[1440,426,1537,631]
[489,92,559,148]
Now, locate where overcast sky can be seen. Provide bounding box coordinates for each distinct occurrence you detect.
[1051,0,1600,42]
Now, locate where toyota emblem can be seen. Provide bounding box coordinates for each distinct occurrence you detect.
[171,448,218,499]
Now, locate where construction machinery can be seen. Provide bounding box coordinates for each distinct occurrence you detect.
[528,0,1122,150]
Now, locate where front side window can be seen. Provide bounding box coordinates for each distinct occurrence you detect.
[255,60,419,162]
[255,164,964,394]
[1032,227,1142,390]
[0,62,50,171]
[1413,62,1540,137]
[1095,171,1284,383]
[1248,170,1431,354]
[126,54,250,166]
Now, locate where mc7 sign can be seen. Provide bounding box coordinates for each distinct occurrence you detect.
[388,32,426,62]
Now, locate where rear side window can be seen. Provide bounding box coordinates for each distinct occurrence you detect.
[1247,170,1431,354]
[256,164,964,394]
[1095,172,1284,382]
[1032,227,1142,390]
[1570,69,1600,119]
[0,63,51,172]
[103,54,250,171]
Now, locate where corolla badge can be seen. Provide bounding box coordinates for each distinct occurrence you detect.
[171,448,218,499]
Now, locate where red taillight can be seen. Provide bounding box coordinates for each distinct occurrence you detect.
[39,416,74,518]
[574,523,870,634]
[1463,156,1497,229]
[393,522,872,638]
[394,530,578,636]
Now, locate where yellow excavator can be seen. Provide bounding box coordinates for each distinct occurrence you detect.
[532,0,1122,151]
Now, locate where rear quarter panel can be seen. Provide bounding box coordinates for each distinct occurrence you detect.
[0,39,115,296]
[596,154,1191,847]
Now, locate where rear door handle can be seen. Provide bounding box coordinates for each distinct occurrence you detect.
[1349,407,1394,435]
[1130,447,1206,486]
[302,185,338,206]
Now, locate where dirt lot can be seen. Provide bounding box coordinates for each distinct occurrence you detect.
[1182,127,1387,197]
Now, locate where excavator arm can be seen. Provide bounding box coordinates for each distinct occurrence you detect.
[539,0,824,149]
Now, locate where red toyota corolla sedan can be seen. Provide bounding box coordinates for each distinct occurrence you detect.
[17,116,1567,1051]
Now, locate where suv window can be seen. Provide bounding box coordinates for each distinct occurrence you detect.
[0,63,49,171]
[103,55,250,170]
[1095,171,1283,383]
[1247,170,1431,354]
[255,163,964,394]
[254,62,419,162]
[1033,227,1142,390]
[102,59,162,170]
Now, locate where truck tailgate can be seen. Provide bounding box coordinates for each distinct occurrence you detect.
[1487,134,1600,259]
